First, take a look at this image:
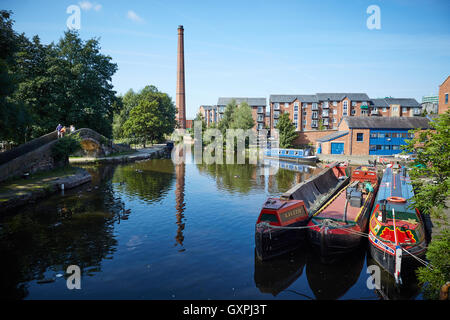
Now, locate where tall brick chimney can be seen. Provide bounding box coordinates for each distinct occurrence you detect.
[176,25,186,129]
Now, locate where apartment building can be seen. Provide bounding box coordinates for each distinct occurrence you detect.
[438,76,450,114]
[270,93,421,131]
[198,105,218,127]
[216,97,267,131]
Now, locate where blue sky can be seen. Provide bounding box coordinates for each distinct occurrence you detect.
[2,0,450,118]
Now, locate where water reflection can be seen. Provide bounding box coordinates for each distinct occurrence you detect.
[0,166,121,299]
[174,149,186,250]
[305,247,366,300]
[254,246,308,297]
[366,256,421,300]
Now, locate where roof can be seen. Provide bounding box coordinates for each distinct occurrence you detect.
[440,75,450,87]
[343,116,432,129]
[270,93,370,103]
[316,131,349,142]
[370,98,389,107]
[217,97,266,106]
[316,93,370,101]
[384,98,420,108]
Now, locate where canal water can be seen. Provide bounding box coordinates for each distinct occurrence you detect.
[0,151,423,300]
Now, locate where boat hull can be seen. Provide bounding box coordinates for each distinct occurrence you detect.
[369,234,427,277]
[255,220,307,261]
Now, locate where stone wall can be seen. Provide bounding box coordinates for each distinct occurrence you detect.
[0,140,58,183]
[70,128,132,157]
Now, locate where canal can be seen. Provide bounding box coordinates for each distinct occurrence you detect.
[0,151,423,299]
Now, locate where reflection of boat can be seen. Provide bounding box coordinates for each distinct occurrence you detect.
[368,164,427,284]
[254,246,307,296]
[255,162,349,260]
[308,166,380,256]
[264,159,315,173]
[306,246,366,300]
[366,255,421,300]
[264,148,318,163]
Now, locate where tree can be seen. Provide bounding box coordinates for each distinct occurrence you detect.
[122,86,176,146]
[230,102,255,130]
[276,112,297,148]
[402,111,450,299]
[218,99,237,136]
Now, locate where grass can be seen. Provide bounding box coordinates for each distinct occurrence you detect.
[0,166,78,197]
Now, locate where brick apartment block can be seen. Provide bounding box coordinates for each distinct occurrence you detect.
[438,75,450,114]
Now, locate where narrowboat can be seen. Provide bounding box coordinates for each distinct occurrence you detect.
[307,165,380,256]
[368,163,427,284]
[264,148,318,163]
[255,162,349,261]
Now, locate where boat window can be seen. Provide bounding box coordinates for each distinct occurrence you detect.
[259,213,278,223]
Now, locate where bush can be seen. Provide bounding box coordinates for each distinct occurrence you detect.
[51,136,81,162]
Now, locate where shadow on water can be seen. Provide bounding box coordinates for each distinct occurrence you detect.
[254,246,308,297]
[0,158,180,299]
[305,246,366,300]
[366,255,421,300]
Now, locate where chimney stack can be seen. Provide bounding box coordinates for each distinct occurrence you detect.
[176,25,186,129]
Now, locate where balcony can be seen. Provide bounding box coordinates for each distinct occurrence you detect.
[322,103,329,109]
[312,104,318,110]
[322,112,329,117]
[257,116,264,122]
[311,113,318,119]
[273,104,280,111]
[257,107,264,114]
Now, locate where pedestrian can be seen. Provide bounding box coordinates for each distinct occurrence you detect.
[70,125,75,133]
[61,126,66,137]
[56,123,62,138]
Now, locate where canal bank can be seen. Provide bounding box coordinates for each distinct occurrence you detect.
[69,144,169,165]
[0,167,91,214]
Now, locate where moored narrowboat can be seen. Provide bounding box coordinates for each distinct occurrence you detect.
[255,162,349,260]
[368,164,427,284]
[264,148,318,163]
[307,165,380,256]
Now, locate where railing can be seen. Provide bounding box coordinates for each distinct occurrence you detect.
[0,131,58,166]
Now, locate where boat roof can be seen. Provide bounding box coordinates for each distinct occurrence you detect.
[375,166,416,214]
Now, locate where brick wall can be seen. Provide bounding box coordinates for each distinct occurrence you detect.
[294,130,338,146]
[439,76,450,114]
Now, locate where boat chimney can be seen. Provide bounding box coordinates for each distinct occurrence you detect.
[381,199,387,223]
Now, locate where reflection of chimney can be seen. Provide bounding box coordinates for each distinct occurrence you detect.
[176,25,186,129]
[175,148,186,248]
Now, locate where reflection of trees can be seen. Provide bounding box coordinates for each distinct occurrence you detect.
[306,247,366,300]
[112,159,175,203]
[197,162,263,194]
[0,165,125,299]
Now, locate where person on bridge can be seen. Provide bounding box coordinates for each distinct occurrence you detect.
[60,126,67,137]
[56,124,62,138]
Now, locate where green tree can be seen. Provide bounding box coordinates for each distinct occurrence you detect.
[230,102,255,130]
[122,86,176,146]
[218,99,237,136]
[402,111,450,299]
[276,112,297,148]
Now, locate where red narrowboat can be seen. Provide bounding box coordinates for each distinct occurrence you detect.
[307,165,380,256]
[255,162,349,261]
[368,164,427,284]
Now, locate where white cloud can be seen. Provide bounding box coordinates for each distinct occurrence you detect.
[127,10,144,23]
[79,1,102,11]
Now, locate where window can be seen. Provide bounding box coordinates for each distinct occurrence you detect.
[370,145,376,151]
[376,145,382,150]
[258,106,263,113]
[285,103,289,108]
[312,103,318,110]
[383,145,391,150]
[370,133,377,138]
[393,106,398,112]
[312,111,318,118]
[303,119,307,125]
[392,145,400,150]
[333,109,337,115]
[293,121,298,128]
[351,109,356,115]
[383,107,387,112]
[274,103,280,110]
[303,103,308,109]
[343,101,348,108]
[408,133,414,139]
[294,105,299,112]
[274,119,278,127]
[446,93,448,104]
[312,120,318,127]
[356,133,364,142]
[402,107,408,113]
[333,118,337,123]
[378,133,385,138]
[303,111,307,116]
[352,101,356,107]
[293,113,298,120]
[361,110,368,116]
[385,133,391,138]
[401,133,408,138]
[333,101,337,106]
[343,101,348,115]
